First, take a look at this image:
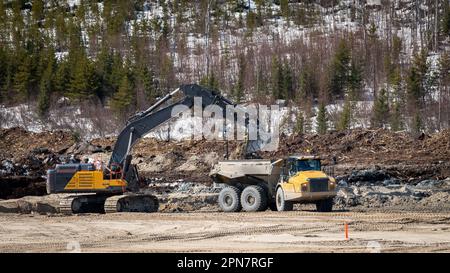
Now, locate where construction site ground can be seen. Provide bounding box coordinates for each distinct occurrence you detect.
[0,210,449,253]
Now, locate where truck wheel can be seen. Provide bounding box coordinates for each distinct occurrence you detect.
[218,186,242,212]
[316,198,333,212]
[268,202,278,211]
[240,185,268,212]
[276,187,293,211]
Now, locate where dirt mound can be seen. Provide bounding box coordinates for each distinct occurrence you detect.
[0,127,75,160]
[264,129,450,166]
[1,127,450,200]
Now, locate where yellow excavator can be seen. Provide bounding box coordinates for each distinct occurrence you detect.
[46,84,236,214]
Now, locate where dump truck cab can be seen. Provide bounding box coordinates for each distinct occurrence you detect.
[276,156,336,212]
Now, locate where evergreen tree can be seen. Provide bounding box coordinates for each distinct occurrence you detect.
[298,64,318,100]
[407,50,428,105]
[111,74,134,117]
[280,0,289,20]
[295,111,305,134]
[234,53,246,103]
[68,53,98,101]
[316,103,328,135]
[390,101,403,131]
[442,0,450,37]
[439,52,450,86]
[271,56,280,100]
[338,99,352,130]
[372,88,390,128]
[38,58,54,119]
[200,72,220,92]
[246,10,256,34]
[328,40,351,98]
[142,66,159,103]
[13,55,32,101]
[271,56,286,99]
[412,112,423,134]
[348,58,363,99]
[32,0,45,23]
[54,58,70,96]
[282,61,293,100]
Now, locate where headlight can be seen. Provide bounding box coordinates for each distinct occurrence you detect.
[301,183,308,192]
[329,181,336,190]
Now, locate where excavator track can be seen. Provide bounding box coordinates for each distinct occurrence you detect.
[104,194,159,213]
[59,197,75,215]
[59,195,108,214]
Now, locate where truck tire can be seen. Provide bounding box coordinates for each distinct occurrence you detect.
[276,187,293,211]
[240,185,268,212]
[218,186,242,212]
[316,198,333,212]
[268,202,278,211]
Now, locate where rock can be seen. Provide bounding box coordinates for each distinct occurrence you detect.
[382,179,400,186]
[0,200,21,213]
[32,147,50,154]
[17,200,32,213]
[35,202,58,214]
[347,169,391,184]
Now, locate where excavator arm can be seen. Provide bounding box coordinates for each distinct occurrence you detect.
[108,84,235,190]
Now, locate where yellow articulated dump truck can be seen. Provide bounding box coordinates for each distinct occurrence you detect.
[209,155,337,212]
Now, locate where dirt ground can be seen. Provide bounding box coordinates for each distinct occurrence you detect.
[1,128,449,253]
[0,211,449,253]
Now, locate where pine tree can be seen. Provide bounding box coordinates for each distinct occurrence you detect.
[442,1,450,37]
[38,59,54,119]
[0,45,7,103]
[68,53,98,101]
[407,50,428,106]
[328,40,351,98]
[348,58,363,99]
[280,0,289,20]
[282,61,293,100]
[271,56,286,100]
[271,56,280,100]
[298,64,318,99]
[13,55,32,101]
[54,59,69,96]
[200,72,220,92]
[316,103,328,135]
[32,0,45,23]
[372,88,390,128]
[412,112,423,134]
[111,74,134,117]
[142,66,158,102]
[390,101,403,131]
[338,99,352,130]
[246,10,256,34]
[295,111,305,134]
[234,53,246,103]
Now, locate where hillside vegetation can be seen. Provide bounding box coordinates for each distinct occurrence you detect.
[0,0,449,136]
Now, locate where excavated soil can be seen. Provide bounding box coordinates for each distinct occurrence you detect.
[1,127,450,200]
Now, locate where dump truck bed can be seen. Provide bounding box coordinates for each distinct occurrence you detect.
[209,159,283,185]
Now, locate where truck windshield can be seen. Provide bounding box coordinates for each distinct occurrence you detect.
[295,159,321,171]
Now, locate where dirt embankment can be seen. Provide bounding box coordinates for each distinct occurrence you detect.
[1,127,450,200]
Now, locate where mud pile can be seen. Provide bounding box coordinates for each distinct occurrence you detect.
[267,129,450,166]
[1,127,450,200]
